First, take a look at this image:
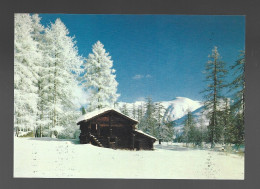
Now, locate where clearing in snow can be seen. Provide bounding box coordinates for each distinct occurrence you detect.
[14,137,244,179]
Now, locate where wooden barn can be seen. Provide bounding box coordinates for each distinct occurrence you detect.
[77,108,157,150]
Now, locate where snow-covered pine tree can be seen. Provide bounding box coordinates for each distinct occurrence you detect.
[229,50,245,147]
[183,110,196,145]
[155,102,165,139]
[30,14,46,137]
[132,104,136,119]
[201,46,227,148]
[141,97,157,136]
[84,41,120,112]
[43,18,83,137]
[120,103,129,116]
[14,14,41,135]
[136,103,145,129]
[137,103,144,122]
[160,113,175,143]
[165,120,175,142]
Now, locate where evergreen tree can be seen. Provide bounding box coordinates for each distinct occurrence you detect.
[160,113,175,143]
[137,103,145,129]
[142,97,157,136]
[31,14,46,137]
[44,18,83,136]
[174,130,184,143]
[132,104,136,119]
[182,110,196,145]
[120,103,129,116]
[155,102,165,123]
[14,14,41,135]
[196,115,208,144]
[155,102,166,140]
[192,117,208,147]
[229,50,245,147]
[232,113,244,148]
[230,50,245,115]
[84,41,120,112]
[81,106,86,115]
[201,46,227,148]
[218,98,233,144]
[14,14,84,139]
[193,126,206,147]
[137,103,144,122]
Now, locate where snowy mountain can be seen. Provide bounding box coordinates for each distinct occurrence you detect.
[117,97,206,130]
[161,97,203,121]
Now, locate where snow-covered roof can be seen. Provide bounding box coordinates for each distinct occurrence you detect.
[134,129,157,140]
[76,107,139,124]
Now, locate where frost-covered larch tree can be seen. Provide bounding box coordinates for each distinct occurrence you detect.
[44,18,83,136]
[30,14,46,137]
[14,14,41,135]
[14,14,84,138]
[84,41,120,112]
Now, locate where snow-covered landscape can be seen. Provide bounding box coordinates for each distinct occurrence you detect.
[14,14,245,180]
[14,137,244,179]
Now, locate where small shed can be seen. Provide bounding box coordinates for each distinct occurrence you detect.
[77,108,156,150]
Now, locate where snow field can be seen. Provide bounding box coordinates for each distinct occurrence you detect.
[14,137,244,179]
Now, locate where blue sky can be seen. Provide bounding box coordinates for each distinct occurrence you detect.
[39,14,245,103]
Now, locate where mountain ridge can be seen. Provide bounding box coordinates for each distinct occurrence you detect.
[117,97,206,131]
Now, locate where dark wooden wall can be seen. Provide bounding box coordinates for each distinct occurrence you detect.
[134,132,155,150]
[79,111,155,150]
